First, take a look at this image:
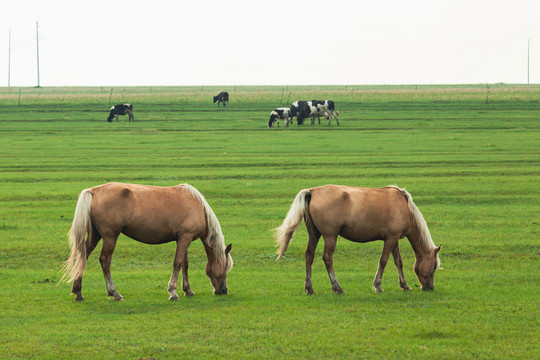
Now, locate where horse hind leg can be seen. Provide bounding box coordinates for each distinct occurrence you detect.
[322,235,344,294]
[99,235,123,301]
[304,224,321,295]
[71,227,102,301]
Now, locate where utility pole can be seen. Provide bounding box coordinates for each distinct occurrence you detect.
[527,39,530,85]
[8,30,11,88]
[36,21,41,88]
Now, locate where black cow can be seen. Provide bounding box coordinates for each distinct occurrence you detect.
[107,103,134,122]
[268,108,292,128]
[213,92,229,107]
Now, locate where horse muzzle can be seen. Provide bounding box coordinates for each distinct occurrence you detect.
[214,285,228,295]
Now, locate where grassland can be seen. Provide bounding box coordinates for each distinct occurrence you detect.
[0,85,538,359]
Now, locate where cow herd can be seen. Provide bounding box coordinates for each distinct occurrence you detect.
[107,91,340,128]
[268,100,340,128]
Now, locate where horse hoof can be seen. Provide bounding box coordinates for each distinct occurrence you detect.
[75,296,84,302]
[372,287,384,293]
[305,288,315,295]
[184,291,195,297]
[402,286,412,292]
[169,295,180,301]
[333,288,344,295]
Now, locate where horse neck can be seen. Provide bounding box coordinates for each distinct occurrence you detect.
[407,222,435,259]
[202,233,226,266]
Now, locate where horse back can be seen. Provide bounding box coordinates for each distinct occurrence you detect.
[308,185,411,242]
[89,183,207,244]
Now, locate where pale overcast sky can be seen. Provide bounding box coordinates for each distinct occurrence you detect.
[1,0,539,86]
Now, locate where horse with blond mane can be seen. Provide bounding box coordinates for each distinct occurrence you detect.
[274,185,441,294]
[61,182,233,301]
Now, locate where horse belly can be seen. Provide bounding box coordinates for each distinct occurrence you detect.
[122,221,178,244]
[339,221,387,243]
[340,207,409,243]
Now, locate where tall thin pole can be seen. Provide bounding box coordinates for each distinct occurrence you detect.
[527,39,530,85]
[8,30,11,88]
[36,21,40,88]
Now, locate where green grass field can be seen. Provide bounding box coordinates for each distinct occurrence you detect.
[0,85,538,359]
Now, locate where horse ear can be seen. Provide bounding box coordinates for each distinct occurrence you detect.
[433,245,442,255]
[225,243,232,255]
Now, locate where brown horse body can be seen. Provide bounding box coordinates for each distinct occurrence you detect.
[61,183,233,301]
[275,185,441,294]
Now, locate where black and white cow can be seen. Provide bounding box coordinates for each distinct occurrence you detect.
[321,100,340,125]
[290,100,307,125]
[213,92,229,107]
[268,108,292,128]
[107,103,134,122]
[295,100,340,125]
[295,100,326,125]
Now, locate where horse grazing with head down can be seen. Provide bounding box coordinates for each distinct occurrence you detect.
[274,185,441,294]
[61,183,233,301]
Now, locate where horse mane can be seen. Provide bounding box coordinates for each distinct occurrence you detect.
[179,184,227,264]
[387,186,439,262]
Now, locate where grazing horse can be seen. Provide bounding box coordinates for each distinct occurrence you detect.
[213,92,229,107]
[274,185,441,294]
[107,103,134,122]
[61,183,233,301]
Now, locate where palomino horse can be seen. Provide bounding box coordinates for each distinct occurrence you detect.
[274,185,441,294]
[61,183,233,301]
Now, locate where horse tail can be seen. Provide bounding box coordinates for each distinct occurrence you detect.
[274,189,311,259]
[181,184,227,264]
[60,188,93,283]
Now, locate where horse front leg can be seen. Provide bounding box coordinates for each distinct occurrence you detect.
[322,236,343,294]
[99,236,123,301]
[168,236,192,300]
[372,238,396,293]
[392,242,412,291]
[181,251,195,297]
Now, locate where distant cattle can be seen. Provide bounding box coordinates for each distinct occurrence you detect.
[294,100,339,125]
[268,108,292,128]
[321,100,340,125]
[296,100,326,125]
[213,92,229,107]
[107,103,134,122]
[290,100,306,123]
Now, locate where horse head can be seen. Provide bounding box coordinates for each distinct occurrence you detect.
[414,245,441,290]
[206,243,233,295]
